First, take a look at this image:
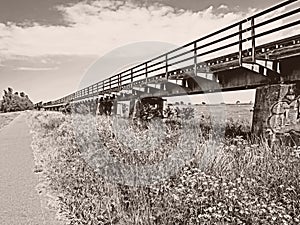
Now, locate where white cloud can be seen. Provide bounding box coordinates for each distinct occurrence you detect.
[0,0,297,59]
[14,67,59,71]
[218,5,229,10]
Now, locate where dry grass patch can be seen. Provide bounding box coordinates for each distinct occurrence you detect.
[0,112,20,130]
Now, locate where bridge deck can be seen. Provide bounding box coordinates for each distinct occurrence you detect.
[42,0,300,108]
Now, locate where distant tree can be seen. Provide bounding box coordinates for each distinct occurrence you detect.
[1,88,34,112]
[236,100,241,104]
[202,102,206,105]
[9,93,21,111]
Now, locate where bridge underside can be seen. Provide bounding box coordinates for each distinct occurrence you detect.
[113,54,300,101]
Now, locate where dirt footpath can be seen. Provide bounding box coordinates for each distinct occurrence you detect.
[0,113,61,225]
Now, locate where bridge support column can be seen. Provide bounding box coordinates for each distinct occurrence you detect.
[252,82,300,144]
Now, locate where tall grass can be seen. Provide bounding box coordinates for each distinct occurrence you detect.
[28,112,300,224]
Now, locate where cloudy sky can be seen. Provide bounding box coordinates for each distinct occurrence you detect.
[0,0,294,103]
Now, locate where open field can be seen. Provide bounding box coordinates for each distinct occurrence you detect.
[0,112,20,130]
[194,104,253,121]
[27,107,300,225]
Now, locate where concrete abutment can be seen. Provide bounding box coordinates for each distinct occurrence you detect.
[252,82,300,144]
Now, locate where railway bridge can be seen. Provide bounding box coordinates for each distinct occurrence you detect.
[40,0,300,137]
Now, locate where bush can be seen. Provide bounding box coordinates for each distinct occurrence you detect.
[1,87,34,112]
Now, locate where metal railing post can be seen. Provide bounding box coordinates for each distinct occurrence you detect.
[118,75,121,90]
[251,17,256,62]
[145,63,148,83]
[239,22,243,66]
[109,77,112,91]
[165,54,168,79]
[194,42,197,76]
[131,69,133,88]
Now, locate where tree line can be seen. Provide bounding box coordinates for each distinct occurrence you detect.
[0,87,34,112]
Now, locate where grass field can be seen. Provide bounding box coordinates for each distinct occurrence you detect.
[28,106,300,225]
[0,112,20,130]
[194,104,253,121]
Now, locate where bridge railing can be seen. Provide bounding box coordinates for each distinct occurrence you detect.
[47,0,300,106]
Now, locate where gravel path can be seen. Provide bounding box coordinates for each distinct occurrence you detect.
[0,113,61,225]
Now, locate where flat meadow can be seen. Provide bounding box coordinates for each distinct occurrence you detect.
[27,105,300,225]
